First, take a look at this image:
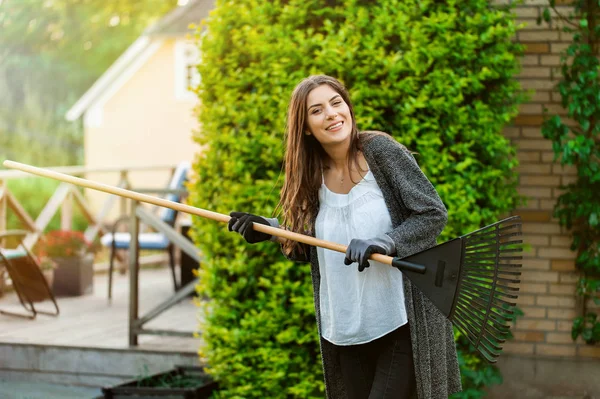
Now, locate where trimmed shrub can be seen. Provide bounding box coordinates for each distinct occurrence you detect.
[189,0,525,397]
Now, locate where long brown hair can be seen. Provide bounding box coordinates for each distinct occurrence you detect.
[277,75,361,255]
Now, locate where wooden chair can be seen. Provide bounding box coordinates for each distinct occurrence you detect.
[100,161,190,300]
[0,230,60,319]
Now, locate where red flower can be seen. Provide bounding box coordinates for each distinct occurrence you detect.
[35,230,95,259]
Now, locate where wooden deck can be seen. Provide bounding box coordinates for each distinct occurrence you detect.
[0,266,200,353]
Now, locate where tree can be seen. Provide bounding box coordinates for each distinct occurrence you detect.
[0,0,178,166]
[189,0,525,396]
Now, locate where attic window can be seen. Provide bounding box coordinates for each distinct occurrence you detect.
[175,40,200,101]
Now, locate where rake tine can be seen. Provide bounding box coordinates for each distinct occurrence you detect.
[466,239,524,252]
[464,267,522,277]
[452,310,507,352]
[454,300,512,334]
[456,296,515,326]
[461,280,520,297]
[459,286,517,308]
[464,273,521,285]
[466,232,522,247]
[455,297,514,327]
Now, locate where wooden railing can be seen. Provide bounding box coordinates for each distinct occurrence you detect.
[0,164,179,293]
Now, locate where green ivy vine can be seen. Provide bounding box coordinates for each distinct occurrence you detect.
[538,0,600,345]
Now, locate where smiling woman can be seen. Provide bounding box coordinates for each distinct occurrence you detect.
[228,75,461,399]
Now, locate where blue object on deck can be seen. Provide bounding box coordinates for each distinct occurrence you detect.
[100,161,190,300]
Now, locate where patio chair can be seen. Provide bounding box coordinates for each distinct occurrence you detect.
[100,161,190,300]
[0,230,60,319]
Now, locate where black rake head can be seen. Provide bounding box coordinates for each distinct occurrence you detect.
[450,216,523,363]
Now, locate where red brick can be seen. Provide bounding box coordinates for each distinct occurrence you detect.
[521,175,562,187]
[514,7,540,18]
[521,127,543,138]
[514,114,545,125]
[557,320,573,331]
[521,270,559,283]
[515,138,553,151]
[520,54,540,65]
[519,210,553,222]
[553,187,567,198]
[524,258,551,270]
[520,80,558,91]
[541,151,558,163]
[552,164,577,175]
[546,332,575,344]
[547,307,577,319]
[539,199,556,210]
[548,283,576,295]
[503,342,535,355]
[551,91,563,103]
[517,162,552,174]
[578,346,600,358]
[521,282,549,294]
[544,103,569,116]
[562,175,577,185]
[536,295,576,308]
[519,199,541,210]
[520,306,547,318]
[550,235,573,248]
[516,319,556,331]
[523,235,550,247]
[517,294,536,306]
[519,68,552,79]
[518,186,553,199]
[538,247,577,259]
[559,273,579,284]
[503,127,521,138]
[524,42,551,54]
[540,55,561,66]
[536,344,576,356]
[519,31,561,41]
[513,331,546,342]
[522,222,561,234]
[529,91,551,102]
[517,151,541,162]
[551,43,570,53]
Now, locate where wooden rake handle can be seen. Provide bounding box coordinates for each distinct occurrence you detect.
[2,160,425,274]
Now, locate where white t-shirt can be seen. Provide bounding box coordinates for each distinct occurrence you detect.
[315,170,407,346]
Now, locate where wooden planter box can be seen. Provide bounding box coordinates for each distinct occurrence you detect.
[102,365,217,399]
[52,253,94,296]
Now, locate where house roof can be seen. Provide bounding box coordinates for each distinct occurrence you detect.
[66,0,214,121]
[144,0,214,37]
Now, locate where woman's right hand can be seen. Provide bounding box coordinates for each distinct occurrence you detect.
[228,211,274,244]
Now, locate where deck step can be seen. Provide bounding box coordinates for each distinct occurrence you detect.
[0,342,199,387]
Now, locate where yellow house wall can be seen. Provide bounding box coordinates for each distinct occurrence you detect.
[84,39,199,222]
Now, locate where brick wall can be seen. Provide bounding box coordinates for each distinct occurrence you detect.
[502,1,600,359]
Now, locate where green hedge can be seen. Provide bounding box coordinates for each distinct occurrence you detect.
[189,0,525,397]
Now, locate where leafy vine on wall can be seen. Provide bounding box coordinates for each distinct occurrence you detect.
[538,0,600,344]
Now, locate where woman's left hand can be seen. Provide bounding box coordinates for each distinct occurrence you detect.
[344,235,396,272]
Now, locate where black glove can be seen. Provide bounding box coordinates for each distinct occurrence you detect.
[344,235,396,272]
[228,211,273,244]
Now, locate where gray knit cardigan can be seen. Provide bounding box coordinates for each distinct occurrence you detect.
[286,131,462,398]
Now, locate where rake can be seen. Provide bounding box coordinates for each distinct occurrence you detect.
[397,216,523,362]
[2,160,522,362]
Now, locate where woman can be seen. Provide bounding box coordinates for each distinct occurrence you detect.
[228,75,461,399]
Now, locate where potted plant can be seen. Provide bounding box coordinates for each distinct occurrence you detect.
[36,230,97,297]
[36,253,58,289]
[102,365,218,398]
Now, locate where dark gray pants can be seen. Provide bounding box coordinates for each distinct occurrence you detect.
[327,324,416,399]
